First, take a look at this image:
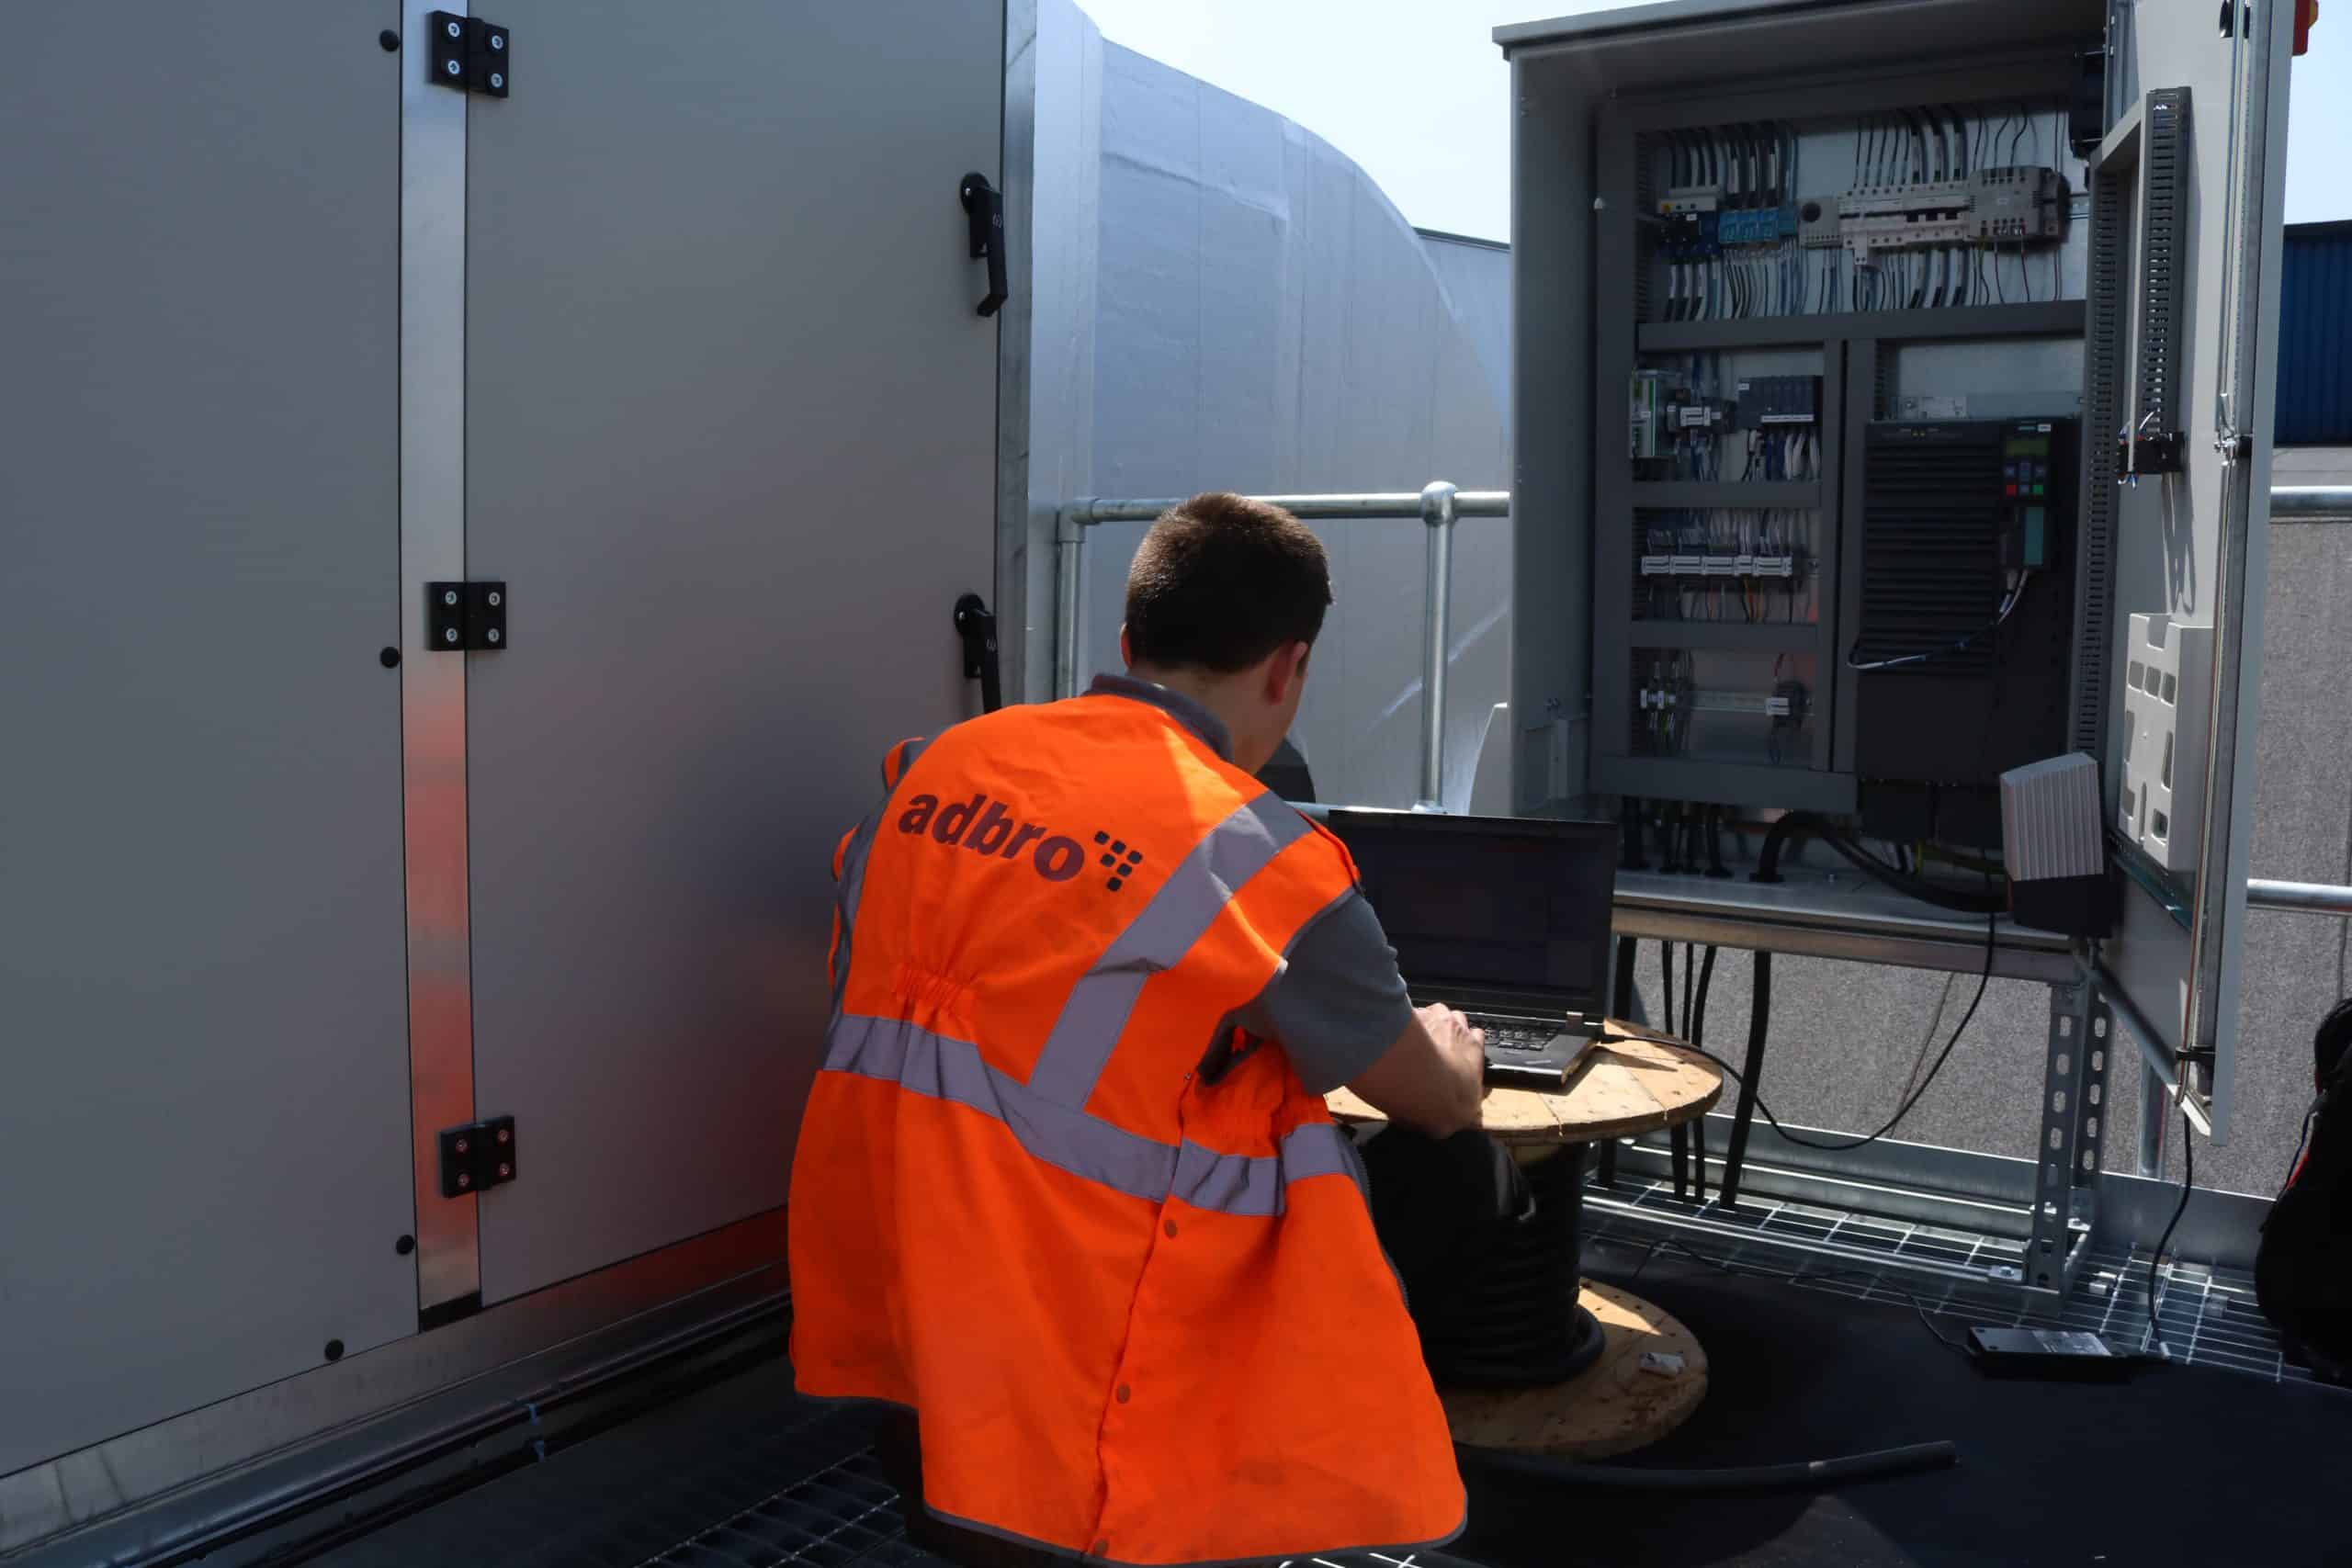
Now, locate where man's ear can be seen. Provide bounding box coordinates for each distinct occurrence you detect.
[1118,625,1131,668]
[1265,641,1310,705]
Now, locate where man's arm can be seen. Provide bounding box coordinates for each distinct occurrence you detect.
[1237,892,1486,1137]
[1347,1004,1486,1138]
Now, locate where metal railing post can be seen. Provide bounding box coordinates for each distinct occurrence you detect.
[1054,506,1087,700]
[1416,480,1458,810]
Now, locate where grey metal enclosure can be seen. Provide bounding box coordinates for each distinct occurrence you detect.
[1498,0,2292,1141]
[0,0,1013,1553]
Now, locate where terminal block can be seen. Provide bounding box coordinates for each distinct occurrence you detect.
[1800,166,2066,264]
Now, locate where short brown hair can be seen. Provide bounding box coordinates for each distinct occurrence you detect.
[1123,493,1331,673]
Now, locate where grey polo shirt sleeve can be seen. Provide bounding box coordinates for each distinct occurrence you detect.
[1237,890,1415,1096]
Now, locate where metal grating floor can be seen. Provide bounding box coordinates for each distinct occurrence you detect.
[1583,1175,2339,1387]
[630,1446,1464,1568]
[331,1178,2341,1568]
[326,1343,1482,1568]
[633,1449,903,1568]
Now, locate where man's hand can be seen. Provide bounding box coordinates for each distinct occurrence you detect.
[1345,1004,1487,1138]
[1418,1003,1487,1110]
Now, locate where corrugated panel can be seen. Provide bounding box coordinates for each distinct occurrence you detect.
[2277,220,2352,446]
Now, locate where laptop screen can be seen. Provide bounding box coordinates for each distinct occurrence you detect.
[1319,811,1618,1012]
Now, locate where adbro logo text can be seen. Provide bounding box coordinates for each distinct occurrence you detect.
[895,792,1144,891]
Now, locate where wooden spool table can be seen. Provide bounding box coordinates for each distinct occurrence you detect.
[1329,1024,1723,1459]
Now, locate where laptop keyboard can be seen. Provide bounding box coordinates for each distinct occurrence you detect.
[1464,1012,1561,1052]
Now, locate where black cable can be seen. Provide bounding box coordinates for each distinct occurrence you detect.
[1690,944,1717,1203]
[1612,1235,1969,1358]
[1679,942,1697,1038]
[2280,1100,2318,1196]
[1847,573,2031,675]
[1455,1439,1958,1494]
[2146,1101,2195,1352]
[1621,892,1997,1155]
[1751,811,2006,914]
[1815,828,2007,914]
[1691,946,1717,1048]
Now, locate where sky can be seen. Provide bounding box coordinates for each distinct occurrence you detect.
[1076,0,2352,241]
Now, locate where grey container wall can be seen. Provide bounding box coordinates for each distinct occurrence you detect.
[0,0,1013,1538]
[2277,220,2352,446]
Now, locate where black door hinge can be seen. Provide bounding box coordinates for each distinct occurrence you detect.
[427,581,508,651]
[428,12,510,97]
[438,1116,517,1198]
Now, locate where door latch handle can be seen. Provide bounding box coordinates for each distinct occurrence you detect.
[955,592,1003,713]
[959,173,1008,318]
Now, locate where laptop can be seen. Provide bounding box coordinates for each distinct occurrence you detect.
[1320,809,1619,1092]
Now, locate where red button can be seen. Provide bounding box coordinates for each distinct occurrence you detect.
[2005,484,2018,497]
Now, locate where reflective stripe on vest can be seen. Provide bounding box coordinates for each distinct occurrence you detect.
[1026,791,1310,1108]
[830,737,927,1018]
[825,1010,1361,1215]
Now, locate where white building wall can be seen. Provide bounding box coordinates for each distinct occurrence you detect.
[1029,0,1510,809]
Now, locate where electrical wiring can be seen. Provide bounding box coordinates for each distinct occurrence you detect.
[1814,829,2007,914]
[2145,1101,2196,1353]
[1625,889,1997,1155]
[1847,570,2032,671]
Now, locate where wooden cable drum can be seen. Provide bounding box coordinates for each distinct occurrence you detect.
[1329,1024,1721,1447]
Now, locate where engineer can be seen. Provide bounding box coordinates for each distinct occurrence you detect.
[788,493,1523,1564]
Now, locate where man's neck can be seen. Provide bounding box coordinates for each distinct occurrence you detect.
[1125,662,1259,766]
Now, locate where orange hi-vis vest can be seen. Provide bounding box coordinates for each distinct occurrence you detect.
[788,688,1464,1564]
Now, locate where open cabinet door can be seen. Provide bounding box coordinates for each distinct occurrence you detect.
[2091,0,2295,1141]
[447,1,1008,1306]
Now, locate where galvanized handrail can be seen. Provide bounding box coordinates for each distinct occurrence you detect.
[2245,879,2352,917]
[1054,485,1510,807]
[1052,482,2352,915]
[2269,484,2352,520]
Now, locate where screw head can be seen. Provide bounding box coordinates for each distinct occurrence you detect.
[380,647,401,669]
[443,626,460,644]
[485,627,501,644]
[490,31,504,50]
[445,57,462,76]
[443,589,459,605]
[498,1162,513,1179]
[455,1136,470,1155]
[396,1234,416,1256]
[486,590,502,607]
[445,18,462,37]
[457,1171,472,1189]
[496,1127,511,1144]
[379,29,401,51]
[324,1339,345,1362]
[489,72,503,89]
